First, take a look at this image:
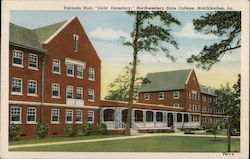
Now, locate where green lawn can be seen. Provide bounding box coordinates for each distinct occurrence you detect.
[193,129,228,136]
[10,136,240,152]
[10,135,121,145]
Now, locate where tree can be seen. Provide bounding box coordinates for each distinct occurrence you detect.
[104,63,145,102]
[187,11,241,70]
[123,12,180,135]
[215,74,240,152]
[210,120,223,141]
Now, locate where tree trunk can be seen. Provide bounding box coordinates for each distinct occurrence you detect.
[227,117,232,152]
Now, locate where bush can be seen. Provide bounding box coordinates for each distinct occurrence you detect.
[184,128,195,134]
[64,124,79,137]
[34,123,49,139]
[81,122,94,135]
[162,129,174,133]
[97,123,108,135]
[9,124,21,141]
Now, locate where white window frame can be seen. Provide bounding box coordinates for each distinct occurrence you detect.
[28,53,38,70]
[52,83,60,98]
[76,110,82,124]
[88,89,95,102]
[66,63,74,77]
[10,107,22,124]
[11,77,23,95]
[66,85,74,99]
[27,80,38,97]
[73,34,79,52]
[52,59,61,74]
[12,49,24,68]
[173,103,179,108]
[144,93,149,100]
[158,92,164,100]
[26,107,37,124]
[76,87,83,100]
[202,95,206,101]
[51,109,60,124]
[66,109,73,124]
[76,65,84,79]
[88,68,95,81]
[188,104,191,111]
[173,91,179,99]
[87,111,94,123]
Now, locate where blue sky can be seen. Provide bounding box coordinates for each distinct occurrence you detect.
[10,11,241,98]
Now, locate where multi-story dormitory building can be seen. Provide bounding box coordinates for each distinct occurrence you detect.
[9,16,225,139]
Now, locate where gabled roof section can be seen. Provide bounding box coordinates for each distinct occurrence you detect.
[138,69,192,93]
[200,85,217,96]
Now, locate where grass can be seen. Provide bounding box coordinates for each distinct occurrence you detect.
[10,135,121,145]
[10,135,240,152]
[193,129,228,136]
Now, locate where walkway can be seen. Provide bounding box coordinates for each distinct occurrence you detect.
[9,133,240,149]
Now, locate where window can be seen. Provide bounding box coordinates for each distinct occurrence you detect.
[88,89,95,101]
[10,107,21,124]
[12,78,22,95]
[28,53,38,69]
[27,80,37,96]
[202,95,206,101]
[144,93,149,100]
[66,110,73,123]
[158,92,164,100]
[173,91,179,99]
[173,103,179,108]
[88,111,94,123]
[188,104,191,111]
[197,105,200,112]
[66,85,73,99]
[51,109,60,123]
[13,50,23,67]
[73,34,79,52]
[67,63,74,77]
[193,105,196,111]
[27,108,36,124]
[76,110,82,124]
[76,87,83,100]
[76,65,84,78]
[52,59,60,74]
[188,92,191,99]
[88,68,95,81]
[52,83,60,98]
[197,93,200,100]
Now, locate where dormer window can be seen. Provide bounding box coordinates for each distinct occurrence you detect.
[73,34,79,52]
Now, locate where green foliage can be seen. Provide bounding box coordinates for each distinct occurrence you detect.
[210,121,223,140]
[81,122,94,135]
[64,124,79,137]
[34,123,49,139]
[9,124,21,141]
[187,11,241,70]
[96,123,108,135]
[184,128,195,134]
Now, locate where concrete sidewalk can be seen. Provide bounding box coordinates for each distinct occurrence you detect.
[9,133,240,149]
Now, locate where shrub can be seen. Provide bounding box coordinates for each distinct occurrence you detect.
[81,122,93,135]
[64,124,79,137]
[34,123,49,139]
[97,123,108,135]
[162,129,174,133]
[9,124,21,141]
[184,128,195,134]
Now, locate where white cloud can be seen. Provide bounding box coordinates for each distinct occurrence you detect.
[90,27,132,41]
[173,22,218,40]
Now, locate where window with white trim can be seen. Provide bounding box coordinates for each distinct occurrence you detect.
[88,111,94,123]
[76,110,82,123]
[197,105,200,112]
[88,68,95,81]
[73,34,79,52]
[202,95,206,101]
[27,107,36,123]
[27,80,37,96]
[52,83,60,98]
[188,104,191,111]
[188,92,191,99]
[52,59,61,74]
[173,91,179,99]
[13,50,23,67]
[10,107,22,124]
[173,103,179,108]
[158,92,164,100]
[51,109,60,123]
[76,87,83,100]
[88,89,95,101]
[28,53,38,69]
[12,78,22,95]
[67,63,74,77]
[66,85,73,99]
[66,109,73,123]
[144,93,149,100]
[76,65,84,78]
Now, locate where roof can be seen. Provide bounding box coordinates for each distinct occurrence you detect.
[138,69,192,93]
[9,19,68,52]
[200,85,216,96]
